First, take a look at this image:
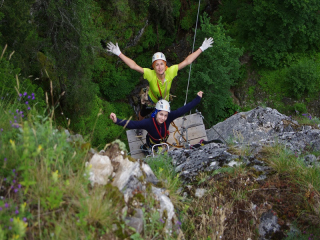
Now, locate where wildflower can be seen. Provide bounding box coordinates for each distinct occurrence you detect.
[1,128,3,131]
[32,96,35,100]
[28,95,31,99]
[27,107,30,110]
[16,109,19,113]
[23,217,27,222]
[160,218,165,223]
[15,210,19,214]
[10,121,12,124]
[25,101,28,105]
[13,169,15,173]
[10,218,13,222]
[4,158,7,161]
[23,92,27,96]
[31,93,34,96]
[19,93,22,97]
[0,207,2,211]
[14,189,18,193]
[5,203,9,208]
[8,226,12,230]
[19,111,23,115]
[18,184,21,189]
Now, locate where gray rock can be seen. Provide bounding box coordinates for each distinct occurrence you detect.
[195,188,207,198]
[258,209,281,240]
[304,154,317,166]
[126,216,143,233]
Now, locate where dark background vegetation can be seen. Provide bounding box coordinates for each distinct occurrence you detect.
[1,0,320,148]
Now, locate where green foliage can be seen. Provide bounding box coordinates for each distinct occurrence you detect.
[0,99,129,239]
[32,0,101,119]
[176,14,243,126]
[180,0,209,31]
[236,0,320,68]
[148,0,176,33]
[283,58,320,99]
[0,0,41,76]
[0,47,46,113]
[215,0,245,25]
[0,49,21,100]
[284,225,320,239]
[258,68,288,98]
[293,102,307,114]
[92,58,137,101]
[71,95,134,148]
[180,3,202,31]
[267,144,320,191]
[257,55,320,115]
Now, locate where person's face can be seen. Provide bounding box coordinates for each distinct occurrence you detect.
[156,110,168,124]
[154,60,166,76]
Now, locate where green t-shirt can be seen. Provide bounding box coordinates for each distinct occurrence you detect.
[143,64,178,103]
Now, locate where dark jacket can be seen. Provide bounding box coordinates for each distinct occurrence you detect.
[115,95,201,146]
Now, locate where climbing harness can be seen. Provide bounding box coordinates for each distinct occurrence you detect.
[150,118,169,141]
[149,79,169,102]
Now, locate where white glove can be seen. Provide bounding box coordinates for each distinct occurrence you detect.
[199,37,214,52]
[107,42,121,56]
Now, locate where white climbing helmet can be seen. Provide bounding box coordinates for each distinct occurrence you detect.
[155,99,170,113]
[152,52,166,63]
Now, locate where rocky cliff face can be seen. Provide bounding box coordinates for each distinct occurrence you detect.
[86,106,320,239]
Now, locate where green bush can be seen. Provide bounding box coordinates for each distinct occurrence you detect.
[92,58,137,102]
[236,0,320,68]
[293,102,307,114]
[283,58,320,100]
[71,95,134,148]
[0,98,125,239]
[0,49,21,100]
[175,14,243,126]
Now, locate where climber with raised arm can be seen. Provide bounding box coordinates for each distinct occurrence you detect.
[110,91,203,150]
[106,38,213,136]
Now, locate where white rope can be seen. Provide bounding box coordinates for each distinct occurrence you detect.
[184,0,201,106]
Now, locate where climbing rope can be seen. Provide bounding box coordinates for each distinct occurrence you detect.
[169,122,187,148]
[184,0,201,106]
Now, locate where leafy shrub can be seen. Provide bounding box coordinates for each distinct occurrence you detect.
[0,49,21,100]
[71,95,134,148]
[236,0,320,68]
[92,58,137,102]
[0,47,46,113]
[0,99,125,239]
[293,102,307,114]
[175,14,243,126]
[283,58,320,100]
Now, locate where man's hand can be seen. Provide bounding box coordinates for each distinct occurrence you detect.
[199,37,214,52]
[107,42,121,56]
